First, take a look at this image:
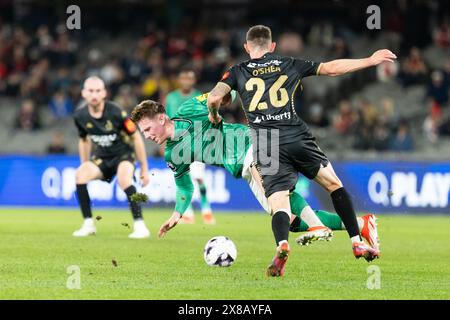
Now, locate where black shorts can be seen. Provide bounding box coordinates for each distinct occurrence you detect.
[256,135,329,198]
[91,152,136,183]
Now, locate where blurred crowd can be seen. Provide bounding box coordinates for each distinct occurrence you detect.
[307,52,450,152]
[0,20,246,133]
[1,0,449,155]
[318,97,416,152]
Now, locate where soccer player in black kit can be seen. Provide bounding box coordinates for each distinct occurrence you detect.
[73,76,151,239]
[208,25,397,276]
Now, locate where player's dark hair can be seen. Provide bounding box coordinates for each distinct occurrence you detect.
[130,100,166,122]
[179,65,196,76]
[246,25,272,47]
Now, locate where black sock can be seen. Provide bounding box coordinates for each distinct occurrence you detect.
[272,211,290,246]
[289,216,301,233]
[199,184,207,196]
[124,185,143,220]
[330,187,360,239]
[76,184,92,219]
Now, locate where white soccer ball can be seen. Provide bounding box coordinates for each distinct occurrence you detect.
[203,236,237,267]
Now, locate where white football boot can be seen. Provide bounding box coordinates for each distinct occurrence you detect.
[73,218,96,237]
[128,220,150,239]
[295,226,333,246]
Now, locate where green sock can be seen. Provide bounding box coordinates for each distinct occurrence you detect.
[289,192,308,232]
[198,183,211,212]
[314,210,345,230]
[289,192,308,218]
[288,192,345,232]
[292,210,345,232]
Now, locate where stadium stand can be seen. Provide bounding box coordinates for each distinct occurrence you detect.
[1,0,449,158]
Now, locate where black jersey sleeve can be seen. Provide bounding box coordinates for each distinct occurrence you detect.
[119,109,137,135]
[293,58,322,78]
[109,103,136,136]
[74,116,87,138]
[219,66,237,90]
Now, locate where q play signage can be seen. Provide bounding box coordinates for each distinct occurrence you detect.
[0,156,449,213]
[330,162,450,213]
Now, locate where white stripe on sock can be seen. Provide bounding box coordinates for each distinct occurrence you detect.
[300,206,325,228]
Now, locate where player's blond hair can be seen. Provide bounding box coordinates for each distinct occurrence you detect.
[130,100,166,123]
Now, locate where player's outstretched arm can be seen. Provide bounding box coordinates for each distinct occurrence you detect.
[207,82,230,124]
[158,211,182,238]
[132,132,150,186]
[78,137,92,163]
[158,172,195,238]
[319,49,397,77]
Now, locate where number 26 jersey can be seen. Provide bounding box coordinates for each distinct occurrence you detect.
[220,53,322,143]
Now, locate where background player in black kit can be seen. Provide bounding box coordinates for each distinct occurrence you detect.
[207,25,397,276]
[73,76,151,239]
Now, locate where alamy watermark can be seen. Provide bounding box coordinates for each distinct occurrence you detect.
[366,5,381,30]
[66,265,81,289]
[366,265,381,290]
[66,5,81,30]
[168,121,279,176]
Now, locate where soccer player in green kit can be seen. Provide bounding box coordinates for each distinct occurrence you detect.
[130,92,379,257]
[165,67,215,224]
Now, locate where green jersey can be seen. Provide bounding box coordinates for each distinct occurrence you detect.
[165,89,202,118]
[165,93,251,214]
[164,93,317,225]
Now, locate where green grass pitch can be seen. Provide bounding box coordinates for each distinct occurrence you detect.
[0,208,449,300]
